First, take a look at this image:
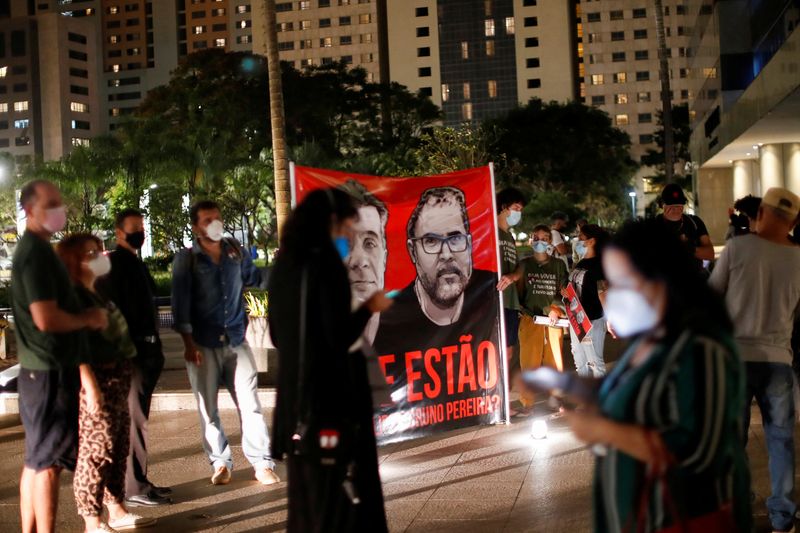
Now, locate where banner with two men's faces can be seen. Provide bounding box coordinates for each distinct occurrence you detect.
[292,164,508,444]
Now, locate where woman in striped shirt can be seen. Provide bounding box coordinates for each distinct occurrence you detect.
[564,219,751,532]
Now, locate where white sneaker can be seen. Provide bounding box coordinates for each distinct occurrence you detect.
[255,467,280,486]
[211,465,231,485]
[87,523,118,533]
[108,513,156,531]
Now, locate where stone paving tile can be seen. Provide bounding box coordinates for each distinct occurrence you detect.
[407,519,508,532]
[415,498,516,521]
[430,480,522,501]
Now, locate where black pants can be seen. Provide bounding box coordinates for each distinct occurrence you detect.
[125,340,165,497]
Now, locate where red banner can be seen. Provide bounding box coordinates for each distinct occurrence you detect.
[565,283,593,342]
[292,164,508,443]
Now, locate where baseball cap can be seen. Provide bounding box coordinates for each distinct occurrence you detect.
[660,183,687,206]
[762,187,800,219]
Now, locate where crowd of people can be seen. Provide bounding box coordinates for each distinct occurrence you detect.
[12,180,280,533]
[495,183,800,533]
[11,174,800,533]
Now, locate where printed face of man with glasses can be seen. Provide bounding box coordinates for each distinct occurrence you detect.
[406,187,473,315]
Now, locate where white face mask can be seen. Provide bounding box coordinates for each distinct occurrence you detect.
[86,254,111,277]
[604,287,660,338]
[205,219,224,242]
[42,206,67,233]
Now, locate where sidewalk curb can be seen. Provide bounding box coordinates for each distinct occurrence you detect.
[0,389,278,415]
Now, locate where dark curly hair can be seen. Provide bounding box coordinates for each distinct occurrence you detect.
[607,219,731,340]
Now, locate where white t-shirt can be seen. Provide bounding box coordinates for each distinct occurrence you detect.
[709,234,800,364]
[551,229,570,270]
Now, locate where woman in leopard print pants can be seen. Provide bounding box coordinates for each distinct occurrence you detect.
[58,234,155,533]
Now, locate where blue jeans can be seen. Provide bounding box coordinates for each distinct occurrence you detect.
[569,317,607,378]
[743,362,796,531]
[186,342,275,471]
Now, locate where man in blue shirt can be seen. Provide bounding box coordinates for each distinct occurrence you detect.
[172,200,279,487]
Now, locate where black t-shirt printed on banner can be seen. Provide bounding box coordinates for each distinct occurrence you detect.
[569,257,605,321]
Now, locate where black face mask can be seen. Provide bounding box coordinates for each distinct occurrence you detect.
[125,230,145,249]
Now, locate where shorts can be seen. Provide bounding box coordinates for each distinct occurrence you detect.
[18,367,80,471]
[503,308,521,348]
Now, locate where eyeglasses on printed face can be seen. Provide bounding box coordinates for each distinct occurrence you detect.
[410,233,471,254]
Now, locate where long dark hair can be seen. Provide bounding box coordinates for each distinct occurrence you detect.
[580,224,610,257]
[607,219,732,339]
[277,188,357,260]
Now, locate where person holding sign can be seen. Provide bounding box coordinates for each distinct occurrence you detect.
[564,224,610,378]
[499,225,568,412]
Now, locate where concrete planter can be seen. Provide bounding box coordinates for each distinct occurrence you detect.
[246,316,274,373]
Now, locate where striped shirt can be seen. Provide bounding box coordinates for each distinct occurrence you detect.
[594,329,751,533]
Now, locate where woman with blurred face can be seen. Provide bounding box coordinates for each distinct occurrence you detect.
[562,219,750,532]
[57,234,154,533]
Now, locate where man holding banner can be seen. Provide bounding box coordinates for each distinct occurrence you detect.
[291,166,507,443]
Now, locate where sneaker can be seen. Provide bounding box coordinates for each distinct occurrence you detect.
[87,523,118,533]
[107,513,157,531]
[211,466,231,485]
[124,490,171,507]
[150,485,172,497]
[255,467,280,486]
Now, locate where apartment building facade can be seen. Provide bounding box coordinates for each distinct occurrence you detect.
[580,0,696,201]
[0,3,101,161]
[387,0,578,125]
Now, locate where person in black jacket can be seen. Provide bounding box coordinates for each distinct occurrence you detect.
[268,188,392,533]
[95,209,172,506]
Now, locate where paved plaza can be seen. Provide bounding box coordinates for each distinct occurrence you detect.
[0,400,787,532]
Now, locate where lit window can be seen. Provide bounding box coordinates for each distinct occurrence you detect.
[703,67,717,79]
[360,33,372,43]
[111,108,120,117]
[461,41,469,59]
[615,114,629,126]
[14,119,29,128]
[615,93,628,104]
[441,83,450,102]
[359,13,371,23]
[321,37,332,48]
[300,39,312,49]
[299,0,310,8]
[614,72,627,83]
[504,16,514,34]
[484,19,495,37]
[70,101,89,113]
[488,80,497,98]
[301,58,313,67]
[112,64,120,72]
[108,6,118,14]
[463,82,471,99]
[0,67,7,78]
[591,74,603,85]
[239,20,251,28]
[462,102,473,120]
[13,101,28,112]
[0,103,7,113]
[215,38,226,47]
[300,20,311,29]
[72,137,89,147]
[212,8,225,16]
[236,5,249,14]
[637,92,651,103]
[485,40,495,56]
[110,35,120,43]
[194,26,204,34]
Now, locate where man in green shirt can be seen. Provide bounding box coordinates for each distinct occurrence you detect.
[495,188,526,411]
[11,180,107,533]
[499,225,568,410]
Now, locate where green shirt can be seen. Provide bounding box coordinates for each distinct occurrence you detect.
[519,256,568,316]
[77,288,136,365]
[594,330,751,532]
[498,228,520,310]
[10,231,87,370]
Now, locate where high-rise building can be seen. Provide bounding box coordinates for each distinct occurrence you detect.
[386,0,579,125]
[688,0,800,241]
[580,0,695,203]
[251,0,384,83]
[0,5,102,161]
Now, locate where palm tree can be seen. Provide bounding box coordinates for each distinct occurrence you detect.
[262,0,291,234]
[653,0,674,183]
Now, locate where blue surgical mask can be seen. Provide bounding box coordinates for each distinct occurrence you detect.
[506,210,522,227]
[334,237,350,260]
[532,241,549,254]
[575,240,587,258]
